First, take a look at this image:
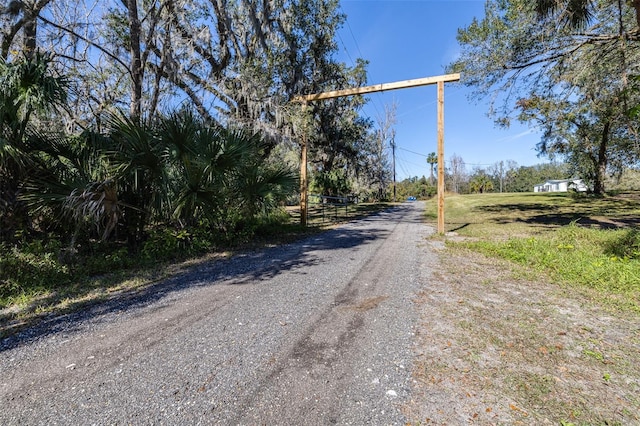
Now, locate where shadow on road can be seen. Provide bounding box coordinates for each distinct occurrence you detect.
[1,205,417,352]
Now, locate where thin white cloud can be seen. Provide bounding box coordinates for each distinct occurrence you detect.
[495,128,537,143]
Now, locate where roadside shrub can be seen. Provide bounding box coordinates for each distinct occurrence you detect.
[80,246,133,274]
[606,228,640,259]
[0,242,71,307]
[141,225,218,262]
[252,208,293,237]
[141,228,194,261]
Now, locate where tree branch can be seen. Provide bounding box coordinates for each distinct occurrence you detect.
[36,14,130,73]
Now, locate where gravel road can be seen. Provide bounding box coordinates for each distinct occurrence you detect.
[1,201,435,425]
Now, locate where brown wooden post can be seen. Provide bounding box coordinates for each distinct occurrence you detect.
[300,102,308,226]
[292,73,460,231]
[437,81,445,235]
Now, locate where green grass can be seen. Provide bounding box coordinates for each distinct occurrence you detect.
[425,192,640,312]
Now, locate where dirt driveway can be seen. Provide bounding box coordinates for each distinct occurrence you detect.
[407,241,640,425]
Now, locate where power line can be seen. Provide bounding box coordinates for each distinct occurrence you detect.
[396,152,427,170]
[343,14,365,66]
[395,155,413,178]
[398,145,497,168]
[397,146,431,158]
[336,31,355,66]
[462,162,495,167]
[339,4,386,119]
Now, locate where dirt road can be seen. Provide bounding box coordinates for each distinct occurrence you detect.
[1,202,434,424]
[3,201,639,425]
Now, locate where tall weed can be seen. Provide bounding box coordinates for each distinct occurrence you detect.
[0,243,71,308]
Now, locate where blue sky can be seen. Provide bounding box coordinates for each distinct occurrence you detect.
[336,0,545,180]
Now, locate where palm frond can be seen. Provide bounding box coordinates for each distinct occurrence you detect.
[536,0,594,29]
[62,179,121,241]
[234,164,298,218]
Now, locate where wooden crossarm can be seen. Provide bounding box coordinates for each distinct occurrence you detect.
[292,73,460,102]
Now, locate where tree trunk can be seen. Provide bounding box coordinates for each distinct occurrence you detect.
[127,0,143,122]
[633,0,640,28]
[23,3,38,57]
[1,0,51,59]
[593,120,610,196]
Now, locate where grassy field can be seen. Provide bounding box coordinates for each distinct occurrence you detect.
[424,192,640,312]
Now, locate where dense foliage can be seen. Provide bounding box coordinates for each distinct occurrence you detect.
[1,0,390,199]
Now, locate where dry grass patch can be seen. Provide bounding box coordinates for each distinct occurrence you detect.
[407,250,640,425]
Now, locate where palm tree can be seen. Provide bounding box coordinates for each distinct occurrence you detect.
[0,52,68,146]
[0,52,68,241]
[234,163,298,220]
[160,110,254,226]
[470,174,494,194]
[426,152,437,185]
[105,113,169,250]
[160,109,297,228]
[536,0,640,29]
[21,129,119,245]
[535,0,593,28]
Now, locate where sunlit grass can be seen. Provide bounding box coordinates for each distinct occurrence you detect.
[426,192,640,312]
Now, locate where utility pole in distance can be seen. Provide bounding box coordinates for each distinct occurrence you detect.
[391,133,396,202]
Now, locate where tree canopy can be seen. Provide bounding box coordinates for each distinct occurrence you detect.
[451,0,640,194]
[0,1,394,251]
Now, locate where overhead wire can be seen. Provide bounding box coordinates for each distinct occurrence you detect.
[395,153,414,178]
[338,3,387,119]
[398,157,427,171]
[336,4,485,181]
[397,146,430,158]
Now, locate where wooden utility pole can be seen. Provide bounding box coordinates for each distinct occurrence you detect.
[300,102,309,226]
[391,134,396,203]
[437,81,445,234]
[293,73,460,231]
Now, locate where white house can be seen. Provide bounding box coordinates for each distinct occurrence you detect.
[533,179,588,193]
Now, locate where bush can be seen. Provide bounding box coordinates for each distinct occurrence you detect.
[606,228,640,259]
[142,228,195,261]
[0,242,71,307]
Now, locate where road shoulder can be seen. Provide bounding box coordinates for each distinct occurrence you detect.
[407,243,640,425]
